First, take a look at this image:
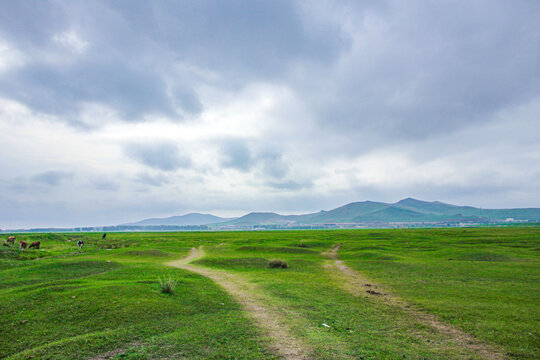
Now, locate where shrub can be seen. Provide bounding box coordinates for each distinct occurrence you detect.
[268,259,288,269]
[298,243,307,248]
[158,276,178,294]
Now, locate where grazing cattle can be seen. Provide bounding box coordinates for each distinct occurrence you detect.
[19,241,27,251]
[77,240,84,249]
[102,233,107,240]
[7,236,15,245]
[28,241,41,249]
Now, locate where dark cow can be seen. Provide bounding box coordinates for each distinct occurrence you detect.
[28,241,41,249]
[77,240,84,249]
[19,241,27,251]
[102,233,107,240]
[7,236,15,245]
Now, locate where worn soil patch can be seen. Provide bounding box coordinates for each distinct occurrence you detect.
[167,247,311,360]
[90,342,141,360]
[323,245,508,360]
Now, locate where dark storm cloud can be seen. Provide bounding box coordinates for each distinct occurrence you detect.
[218,138,298,176]
[258,151,289,179]
[0,1,200,123]
[125,143,191,171]
[0,1,68,47]
[219,139,254,171]
[31,171,73,186]
[303,1,540,143]
[0,0,537,139]
[105,1,348,78]
[1,60,180,121]
[0,0,348,125]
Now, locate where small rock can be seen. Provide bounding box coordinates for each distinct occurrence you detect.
[322,323,330,328]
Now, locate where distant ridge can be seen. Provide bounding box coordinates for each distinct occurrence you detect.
[3,198,539,232]
[211,198,540,227]
[225,212,293,225]
[126,199,540,227]
[124,213,235,226]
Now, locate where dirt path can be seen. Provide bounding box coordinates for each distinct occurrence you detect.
[323,245,507,360]
[167,247,311,360]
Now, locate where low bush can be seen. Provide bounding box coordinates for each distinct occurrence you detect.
[158,276,178,294]
[268,259,288,269]
[298,243,307,248]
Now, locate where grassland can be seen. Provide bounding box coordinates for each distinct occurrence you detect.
[0,227,538,359]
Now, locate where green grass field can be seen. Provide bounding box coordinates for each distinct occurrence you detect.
[1,227,538,359]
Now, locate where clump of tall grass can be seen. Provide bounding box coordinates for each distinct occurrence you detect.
[158,276,178,294]
[268,259,288,268]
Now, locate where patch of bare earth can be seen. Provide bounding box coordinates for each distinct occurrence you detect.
[89,342,141,360]
[167,247,311,360]
[323,245,507,360]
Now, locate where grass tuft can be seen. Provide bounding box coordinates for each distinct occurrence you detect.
[158,276,178,294]
[268,259,288,269]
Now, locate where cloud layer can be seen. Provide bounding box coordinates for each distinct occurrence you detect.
[0,0,539,227]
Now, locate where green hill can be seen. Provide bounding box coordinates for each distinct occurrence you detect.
[125,213,234,226]
[304,201,389,223]
[209,198,540,227]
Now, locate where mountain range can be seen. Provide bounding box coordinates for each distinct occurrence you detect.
[127,198,540,227]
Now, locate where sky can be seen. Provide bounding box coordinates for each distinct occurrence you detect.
[1,0,539,228]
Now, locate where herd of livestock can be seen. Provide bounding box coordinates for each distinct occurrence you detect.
[3,236,40,250]
[2,236,86,251]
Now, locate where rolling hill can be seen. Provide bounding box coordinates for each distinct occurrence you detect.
[220,212,296,226]
[4,199,538,232]
[124,213,235,226]
[120,199,540,229]
[212,198,540,226]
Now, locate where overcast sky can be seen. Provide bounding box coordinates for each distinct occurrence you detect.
[1,0,539,228]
